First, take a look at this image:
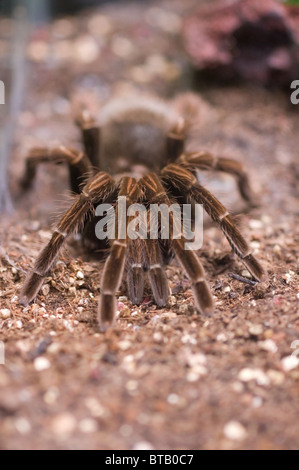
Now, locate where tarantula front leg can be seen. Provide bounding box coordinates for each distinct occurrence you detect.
[19,172,114,306]
[126,237,169,307]
[177,151,255,205]
[98,176,141,330]
[21,146,93,194]
[144,238,169,307]
[140,173,214,316]
[162,164,265,282]
[126,237,145,306]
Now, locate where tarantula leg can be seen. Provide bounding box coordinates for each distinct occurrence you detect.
[126,238,145,305]
[140,173,214,315]
[75,109,100,168]
[167,117,186,161]
[144,238,169,307]
[172,238,214,315]
[162,164,265,282]
[21,146,93,194]
[98,176,140,330]
[19,172,114,306]
[178,151,255,205]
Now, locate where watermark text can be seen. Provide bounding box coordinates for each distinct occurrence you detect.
[0,341,5,365]
[95,198,204,250]
[0,80,5,104]
[290,80,299,105]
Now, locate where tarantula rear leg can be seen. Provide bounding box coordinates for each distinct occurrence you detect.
[75,109,101,168]
[162,164,265,282]
[20,146,93,194]
[167,117,186,160]
[19,172,114,306]
[178,151,255,205]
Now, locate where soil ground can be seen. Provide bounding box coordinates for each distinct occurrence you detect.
[0,0,298,450]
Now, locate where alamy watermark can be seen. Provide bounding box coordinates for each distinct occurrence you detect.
[291,340,299,359]
[290,80,299,105]
[94,197,204,250]
[0,80,5,104]
[0,341,5,365]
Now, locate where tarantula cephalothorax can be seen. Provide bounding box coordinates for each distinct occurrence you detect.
[19,92,264,330]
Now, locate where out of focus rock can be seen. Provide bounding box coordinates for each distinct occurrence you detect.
[183,0,299,88]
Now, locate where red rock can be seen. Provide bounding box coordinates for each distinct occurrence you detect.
[183,0,299,87]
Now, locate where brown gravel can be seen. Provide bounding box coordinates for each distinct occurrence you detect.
[0,0,298,450]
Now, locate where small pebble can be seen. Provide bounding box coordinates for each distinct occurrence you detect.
[34,357,51,372]
[250,241,260,250]
[258,339,278,353]
[126,380,138,391]
[281,355,299,372]
[249,324,263,336]
[51,413,76,437]
[132,441,154,451]
[76,270,84,280]
[267,370,284,385]
[249,219,263,230]
[44,387,59,405]
[153,332,163,343]
[74,35,99,63]
[16,340,31,353]
[167,393,179,405]
[118,305,131,318]
[119,340,131,351]
[284,271,295,285]
[0,308,11,319]
[238,368,270,386]
[85,397,106,418]
[63,320,74,332]
[79,418,98,433]
[168,295,177,306]
[15,417,32,435]
[217,332,229,342]
[231,381,244,393]
[181,333,197,344]
[41,284,50,296]
[252,397,263,408]
[223,421,248,441]
[241,270,251,279]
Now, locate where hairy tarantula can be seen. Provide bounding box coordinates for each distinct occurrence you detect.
[20,92,264,330]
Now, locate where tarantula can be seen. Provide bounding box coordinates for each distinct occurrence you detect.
[19,92,264,330]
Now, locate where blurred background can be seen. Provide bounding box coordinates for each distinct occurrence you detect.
[0,0,298,451]
[0,0,298,214]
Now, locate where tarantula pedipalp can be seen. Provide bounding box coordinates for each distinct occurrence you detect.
[19,92,264,330]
